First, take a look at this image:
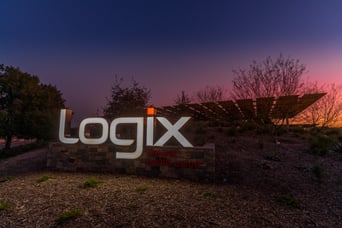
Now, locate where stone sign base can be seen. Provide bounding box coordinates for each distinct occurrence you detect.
[47,143,215,181]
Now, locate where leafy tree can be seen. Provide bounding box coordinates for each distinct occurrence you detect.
[196,85,224,102]
[103,76,151,118]
[175,90,191,105]
[0,64,65,149]
[231,54,305,99]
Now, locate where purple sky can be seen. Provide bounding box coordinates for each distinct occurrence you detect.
[1,0,342,123]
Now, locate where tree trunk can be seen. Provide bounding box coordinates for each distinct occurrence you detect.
[5,134,12,149]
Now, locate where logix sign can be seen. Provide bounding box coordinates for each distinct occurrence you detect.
[59,109,193,159]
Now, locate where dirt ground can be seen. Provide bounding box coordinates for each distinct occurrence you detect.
[0,130,342,227]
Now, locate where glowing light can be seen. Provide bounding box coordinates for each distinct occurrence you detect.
[147,107,156,115]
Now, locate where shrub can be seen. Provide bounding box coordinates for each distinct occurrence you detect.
[135,185,148,193]
[37,175,54,183]
[290,126,305,134]
[309,134,335,155]
[240,121,258,132]
[56,209,84,224]
[275,194,300,209]
[0,176,14,183]
[332,142,342,153]
[325,128,341,136]
[337,135,342,142]
[203,191,217,198]
[82,178,102,188]
[0,201,11,211]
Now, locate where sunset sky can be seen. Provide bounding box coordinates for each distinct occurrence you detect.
[1,0,342,123]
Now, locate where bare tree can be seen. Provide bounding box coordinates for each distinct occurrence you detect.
[196,85,224,102]
[175,90,191,105]
[299,82,342,127]
[231,54,306,99]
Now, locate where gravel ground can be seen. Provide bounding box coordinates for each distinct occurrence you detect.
[1,130,342,227]
[0,172,332,227]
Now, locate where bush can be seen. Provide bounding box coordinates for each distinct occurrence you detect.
[135,185,148,193]
[325,128,341,136]
[203,191,217,198]
[37,175,54,183]
[0,201,11,211]
[290,126,306,134]
[240,121,258,132]
[0,176,14,183]
[309,135,335,155]
[275,194,300,209]
[56,209,84,224]
[332,142,342,153]
[82,178,102,188]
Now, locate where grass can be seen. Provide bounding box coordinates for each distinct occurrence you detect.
[0,201,11,211]
[36,175,54,183]
[135,185,148,193]
[0,176,14,183]
[203,191,217,198]
[82,178,103,188]
[56,209,84,224]
[275,194,300,209]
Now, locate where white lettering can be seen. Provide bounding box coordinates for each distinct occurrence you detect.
[110,117,144,159]
[58,109,193,159]
[154,117,193,147]
[59,109,79,144]
[79,118,108,144]
[146,116,154,146]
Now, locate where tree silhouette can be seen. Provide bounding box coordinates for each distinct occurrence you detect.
[231,54,305,99]
[0,64,65,149]
[196,85,224,102]
[103,76,151,118]
[299,82,342,127]
[175,90,191,105]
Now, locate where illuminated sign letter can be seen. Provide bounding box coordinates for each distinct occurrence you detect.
[79,118,108,144]
[146,117,154,146]
[59,109,79,144]
[110,117,144,159]
[154,117,193,147]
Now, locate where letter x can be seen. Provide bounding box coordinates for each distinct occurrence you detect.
[154,117,193,147]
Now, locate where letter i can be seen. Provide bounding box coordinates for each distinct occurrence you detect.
[146,117,154,146]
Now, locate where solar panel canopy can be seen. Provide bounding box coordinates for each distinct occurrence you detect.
[156,93,325,122]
